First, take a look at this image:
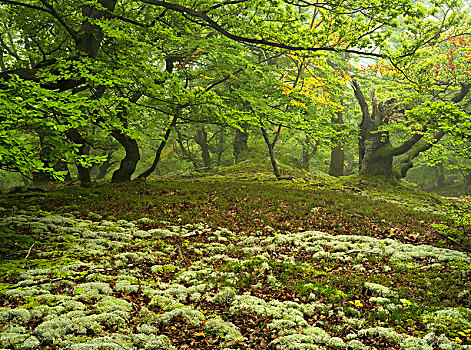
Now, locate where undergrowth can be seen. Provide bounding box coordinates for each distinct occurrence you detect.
[0,174,470,349]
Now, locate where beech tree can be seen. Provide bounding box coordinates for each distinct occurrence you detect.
[0,0,463,182]
[350,18,471,179]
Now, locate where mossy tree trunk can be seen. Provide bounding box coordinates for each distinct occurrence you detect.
[111,131,140,183]
[194,127,211,169]
[97,151,116,180]
[352,79,423,178]
[296,135,317,171]
[111,92,142,183]
[329,109,344,177]
[261,124,285,180]
[176,128,198,169]
[393,130,446,179]
[464,172,471,193]
[393,83,470,179]
[138,115,178,179]
[233,126,249,163]
[65,128,92,187]
[216,127,226,166]
[32,135,71,184]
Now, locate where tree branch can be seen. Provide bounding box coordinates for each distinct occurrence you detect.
[351,79,369,118]
[272,124,282,148]
[451,82,471,103]
[390,132,424,156]
[38,0,79,42]
[140,0,385,58]
[0,0,51,14]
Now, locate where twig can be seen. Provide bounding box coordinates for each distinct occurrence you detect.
[432,230,471,253]
[25,243,36,259]
[177,246,185,261]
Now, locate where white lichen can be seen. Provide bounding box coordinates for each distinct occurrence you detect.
[204,316,244,342]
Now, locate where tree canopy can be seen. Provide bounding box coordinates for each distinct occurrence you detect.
[0,0,470,187]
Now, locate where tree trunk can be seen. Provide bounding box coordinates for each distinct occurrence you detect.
[394,84,470,179]
[233,127,249,163]
[329,110,344,177]
[352,79,423,178]
[394,130,446,179]
[464,173,471,193]
[111,131,140,183]
[32,135,71,184]
[437,163,445,188]
[194,127,211,168]
[216,128,225,166]
[357,104,394,175]
[261,125,286,180]
[138,115,178,179]
[97,151,115,180]
[176,128,198,169]
[33,161,71,184]
[66,128,92,187]
[298,135,317,171]
[77,151,92,187]
[110,92,142,183]
[344,161,358,176]
[77,0,117,58]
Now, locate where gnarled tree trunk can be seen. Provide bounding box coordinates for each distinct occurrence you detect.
[394,83,471,179]
[194,127,211,169]
[110,92,142,183]
[111,131,140,183]
[352,79,423,178]
[97,151,116,180]
[32,135,71,184]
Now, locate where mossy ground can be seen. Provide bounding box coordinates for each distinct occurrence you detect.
[0,172,470,349]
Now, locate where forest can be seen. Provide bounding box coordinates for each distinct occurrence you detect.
[0,0,470,349]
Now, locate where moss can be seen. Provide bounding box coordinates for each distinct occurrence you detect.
[272,333,323,349]
[35,317,75,342]
[0,181,470,349]
[0,308,31,325]
[203,316,244,342]
[74,282,111,300]
[347,340,368,350]
[95,296,132,313]
[211,287,237,305]
[0,330,35,349]
[114,280,140,294]
[67,334,132,350]
[364,282,398,297]
[358,327,405,343]
[423,308,471,340]
[151,264,178,274]
[400,338,433,350]
[132,334,176,350]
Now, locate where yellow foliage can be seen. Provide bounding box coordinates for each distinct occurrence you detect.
[290,99,307,109]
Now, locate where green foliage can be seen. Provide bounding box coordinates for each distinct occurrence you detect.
[432,196,471,246]
[0,0,465,182]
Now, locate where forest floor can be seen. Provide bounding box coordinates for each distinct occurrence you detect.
[0,169,470,349]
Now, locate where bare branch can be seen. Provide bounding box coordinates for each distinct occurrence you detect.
[351,79,370,118]
[38,0,79,42]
